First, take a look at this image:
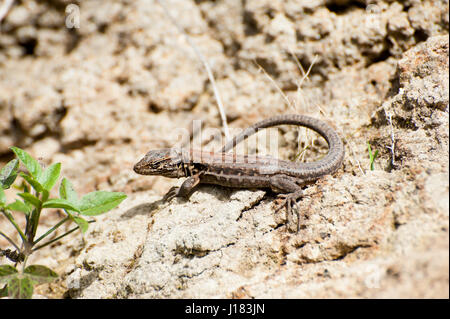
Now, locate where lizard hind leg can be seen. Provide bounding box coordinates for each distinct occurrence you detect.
[270,176,304,232]
[274,190,303,232]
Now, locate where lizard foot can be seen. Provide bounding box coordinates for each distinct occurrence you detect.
[163,175,201,202]
[274,190,303,232]
[163,186,180,202]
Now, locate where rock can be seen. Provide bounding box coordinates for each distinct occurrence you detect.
[0,0,448,299]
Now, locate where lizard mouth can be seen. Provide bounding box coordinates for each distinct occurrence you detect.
[133,159,147,174]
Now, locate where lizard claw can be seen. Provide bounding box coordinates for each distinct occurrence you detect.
[163,186,180,202]
[274,194,289,212]
[274,191,304,232]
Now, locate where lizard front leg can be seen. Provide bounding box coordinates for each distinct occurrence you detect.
[163,174,202,202]
[270,175,304,232]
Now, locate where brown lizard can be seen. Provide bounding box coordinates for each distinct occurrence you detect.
[133,114,344,231]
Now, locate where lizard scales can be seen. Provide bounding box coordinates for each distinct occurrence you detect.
[134,114,344,231]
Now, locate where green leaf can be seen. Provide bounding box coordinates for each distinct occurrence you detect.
[42,198,80,213]
[72,216,89,233]
[0,265,18,283]
[0,159,19,189]
[24,265,58,284]
[59,178,78,203]
[367,142,380,171]
[10,147,42,180]
[79,191,127,216]
[7,200,32,215]
[7,276,34,299]
[0,187,5,206]
[19,172,44,193]
[40,163,61,191]
[18,192,42,209]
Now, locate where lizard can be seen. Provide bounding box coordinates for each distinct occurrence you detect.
[133,114,345,231]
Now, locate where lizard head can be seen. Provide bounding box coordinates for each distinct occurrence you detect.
[133,148,184,178]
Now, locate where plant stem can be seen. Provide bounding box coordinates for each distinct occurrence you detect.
[0,230,20,251]
[21,254,29,271]
[156,0,230,140]
[28,192,42,243]
[294,145,310,162]
[33,216,70,246]
[0,208,26,242]
[31,220,94,253]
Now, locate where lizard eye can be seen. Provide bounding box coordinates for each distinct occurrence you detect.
[151,157,169,167]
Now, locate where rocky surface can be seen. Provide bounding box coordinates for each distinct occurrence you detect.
[0,0,448,298]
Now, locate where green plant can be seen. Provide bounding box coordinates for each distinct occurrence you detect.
[367,142,379,171]
[0,147,127,298]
